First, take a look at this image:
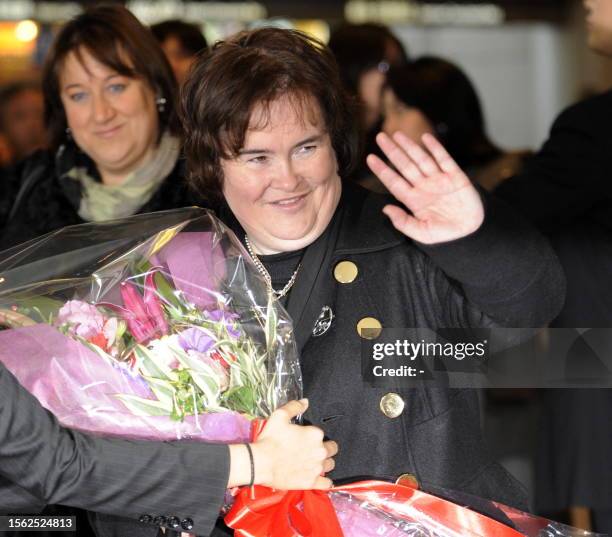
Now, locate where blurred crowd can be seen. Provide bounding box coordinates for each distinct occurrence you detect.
[0,1,610,536]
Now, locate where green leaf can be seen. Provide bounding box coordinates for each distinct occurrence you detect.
[133,344,178,382]
[134,258,152,277]
[141,375,176,409]
[14,296,63,323]
[222,386,257,415]
[171,346,222,406]
[264,295,278,354]
[115,394,171,416]
[154,271,183,310]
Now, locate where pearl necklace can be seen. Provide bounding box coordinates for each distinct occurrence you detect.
[244,235,301,299]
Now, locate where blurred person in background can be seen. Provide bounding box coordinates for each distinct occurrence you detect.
[0,82,47,229]
[151,19,208,85]
[495,0,612,533]
[0,81,47,167]
[381,57,529,192]
[328,23,408,182]
[1,5,202,251]
[0,4,210,536]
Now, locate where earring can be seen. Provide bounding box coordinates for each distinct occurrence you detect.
[156,96,166,113]
[65,127,72,140]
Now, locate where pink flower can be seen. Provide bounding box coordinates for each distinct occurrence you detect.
[56,300,119,353]
[118,272,169,344]
[56,300,106,339]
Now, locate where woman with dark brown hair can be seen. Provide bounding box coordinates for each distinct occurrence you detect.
[382,57,529,191]
[1,4,194,248]
[180,26,565,531]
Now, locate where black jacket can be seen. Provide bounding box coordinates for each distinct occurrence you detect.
[281,184,565,510]
[496,91,612,511]
[0,362,229,536]
[496,90,612,235]
[1,144,202,250]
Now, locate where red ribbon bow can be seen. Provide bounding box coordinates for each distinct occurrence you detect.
[224,420,532,537]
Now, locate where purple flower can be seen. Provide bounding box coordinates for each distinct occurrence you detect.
[178,327,215,353]
[206,309,241,339]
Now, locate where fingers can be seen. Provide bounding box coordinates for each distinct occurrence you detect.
[274,398,308,421]
[382,205,425,241]
[375,131,460,180]
[312,475,334,490]
[421,133,461,174]
[375,132,425,183]
[367,153,415,204]
[391,131,441,176]
[324,440,338,458]
[322,457,335,474]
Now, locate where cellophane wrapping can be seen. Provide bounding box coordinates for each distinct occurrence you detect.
[328,485,604,537]
[0,207,301,444]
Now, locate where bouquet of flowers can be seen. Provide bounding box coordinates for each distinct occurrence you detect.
[0,208,601,537]
[0,207,301,443]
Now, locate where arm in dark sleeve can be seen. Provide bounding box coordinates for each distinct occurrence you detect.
[0,361,229,536]
[495,96,612,233]
[0,478,46,514]
[418,192,566,329]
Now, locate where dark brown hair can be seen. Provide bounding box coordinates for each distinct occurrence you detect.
[42,4,179,151]
[386,57,501,169]
[151,19,208,56]
[180,27,359,201]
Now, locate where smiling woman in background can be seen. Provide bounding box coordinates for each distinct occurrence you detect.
[0,5,201,249]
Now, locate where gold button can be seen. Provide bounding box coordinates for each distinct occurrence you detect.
[334,261,358,283]
[380,392,404,418]
[356,316,382,339]
[396,473,419,489]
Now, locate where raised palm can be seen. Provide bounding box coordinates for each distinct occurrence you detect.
[367,132,484,244]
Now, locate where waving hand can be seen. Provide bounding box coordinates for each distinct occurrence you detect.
[367,132,484,244]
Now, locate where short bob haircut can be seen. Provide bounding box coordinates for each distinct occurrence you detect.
[42,4,179,151]
[180,27,359,202]
[385,57,500,169]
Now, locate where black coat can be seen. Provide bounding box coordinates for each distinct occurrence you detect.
[284,184,564,511]
[0,144,201,250]
[496,91,612,511]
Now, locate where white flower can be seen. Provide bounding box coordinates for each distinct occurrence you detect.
[148,334,181,370]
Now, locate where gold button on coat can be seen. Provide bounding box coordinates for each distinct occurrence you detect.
[334,261,358,283]
[380,392,405,418]
[396,473,419,489]
[356,316,382,339]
